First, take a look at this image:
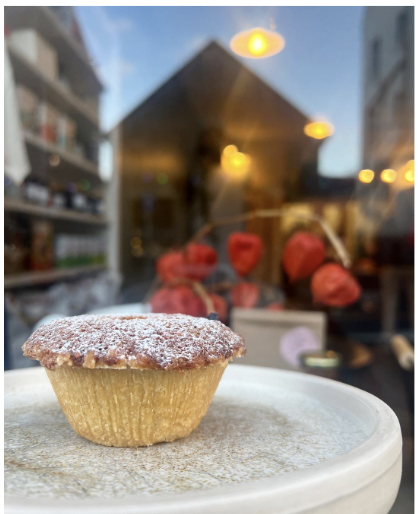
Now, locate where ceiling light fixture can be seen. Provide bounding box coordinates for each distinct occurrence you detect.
[230,27,285,59]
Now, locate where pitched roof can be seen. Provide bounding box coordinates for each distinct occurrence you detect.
[117,40,311,142]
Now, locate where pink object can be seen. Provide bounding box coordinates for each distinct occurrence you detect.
[279,327,321,368]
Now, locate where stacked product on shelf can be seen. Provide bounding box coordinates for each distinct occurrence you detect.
[30,220,54,271]
[4,216,106,275]
[55,234,106,268]
[4,214,30,276]
[38,101,59,144]
[8,26,99,164]
[5,177,105,216]
[57,114,76,152]
[8,28,58,81]
[16,85,39,132]
[17,92,97,163]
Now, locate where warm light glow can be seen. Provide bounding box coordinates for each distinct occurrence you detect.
[223,145,238,157]
[304,121,334,140]
[404,160,414,183]
[230,27,285,59]
[221,147,251,177]
[358,169,374,183]
[230,152,250,169]
[381,169,397,183]
[130,236,143,257]
[248,34,267,55]
[405,169,414,183]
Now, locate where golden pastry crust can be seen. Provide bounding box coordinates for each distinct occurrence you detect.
[23,313,246,371]
[45,362,228,447]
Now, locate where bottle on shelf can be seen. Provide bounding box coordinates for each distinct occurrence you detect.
[54,233,106,268]
[24,177,50,206]
[30,219,54,271]
[38,101,59,144]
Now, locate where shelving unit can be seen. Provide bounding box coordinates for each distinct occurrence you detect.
[7,42,98,133]
[4,6,103,97]
[4,197,107,225]
[5,7,107,290]
[24,130,100,178]
[4,265,107,290]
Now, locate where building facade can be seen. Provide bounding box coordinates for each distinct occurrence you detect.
[362,6,414,191]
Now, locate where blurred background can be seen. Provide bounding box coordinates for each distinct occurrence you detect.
[3,6,414,512]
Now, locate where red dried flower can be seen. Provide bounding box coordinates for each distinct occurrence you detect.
[184,243,218,281]
[156,244,218,283]
[283,232,325,282]
[227,232,263,277]
[156,251,187,283]
[311,263,361,307]
[230,282,260,308]
[150,285,205,317]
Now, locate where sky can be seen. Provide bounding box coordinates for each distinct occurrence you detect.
[76,6,364,178]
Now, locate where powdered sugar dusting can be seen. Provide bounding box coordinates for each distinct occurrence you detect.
[23,314,246,370]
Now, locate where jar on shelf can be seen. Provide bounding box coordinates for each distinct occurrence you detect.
[49,182,66,210]
[24,178,49,206]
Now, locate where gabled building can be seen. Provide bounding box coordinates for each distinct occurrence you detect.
[110,41,324,283]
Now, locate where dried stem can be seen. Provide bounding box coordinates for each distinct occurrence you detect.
[192,281,215,313]
[188,208,351,268]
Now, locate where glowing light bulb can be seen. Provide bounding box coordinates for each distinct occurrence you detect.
[405,169,414,183]
[230,27,285,59]
[223,145,238,157]
[404,160,414,183]
[380,169,397,183]
[248,34,267,55]
[304,121,334,140]
[221,149,251,177]
[358,169,374,184]
[230,152,248,169]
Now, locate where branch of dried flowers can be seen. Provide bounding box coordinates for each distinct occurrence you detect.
[144,209,351,315]
[188,209,351,268]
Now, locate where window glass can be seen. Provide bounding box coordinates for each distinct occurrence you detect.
[4,8,414,510]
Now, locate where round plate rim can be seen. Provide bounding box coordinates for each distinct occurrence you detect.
[5,365,402,514]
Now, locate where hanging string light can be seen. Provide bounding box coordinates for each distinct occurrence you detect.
[358,169,374,184]
[380,169,397,184]
[404,160,414,183]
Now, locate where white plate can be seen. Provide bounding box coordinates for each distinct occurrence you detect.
[5,365,402,514]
